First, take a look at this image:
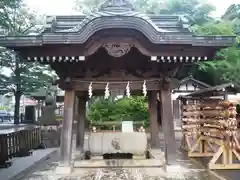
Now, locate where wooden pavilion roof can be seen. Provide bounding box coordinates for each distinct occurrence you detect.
[30,88,64,101]
[172,76,211,93]
[0,0,236,64]
[179,76,211,88]
[179,83,239,98]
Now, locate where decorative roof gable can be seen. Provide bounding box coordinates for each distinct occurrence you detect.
[44,14,190,34]
[43,0,190,34]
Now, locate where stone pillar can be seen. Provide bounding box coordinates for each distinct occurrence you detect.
[76,96,86,152]
[57,90,75,174]
[148,91,159,148]
[160,83,177,165]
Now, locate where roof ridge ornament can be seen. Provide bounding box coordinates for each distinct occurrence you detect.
[99,0,135,12]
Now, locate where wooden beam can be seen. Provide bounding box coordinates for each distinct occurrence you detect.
[76,81,160,91]
[59,90,75,167]
[59,80,161,91]
[160,84,177,165]
[58,77,180,93]
[18,43,215,57]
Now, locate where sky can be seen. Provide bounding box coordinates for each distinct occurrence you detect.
[24,0,240,17]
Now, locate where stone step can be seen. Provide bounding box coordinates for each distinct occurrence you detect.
[74,159,164,168]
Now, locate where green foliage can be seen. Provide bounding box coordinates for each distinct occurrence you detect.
[236,104,240,114]
[88,96,149,126]
[74,0,102,14]
[155,0,215,25]
[192,22,236,36]
[0,53,54,95]
[0,9,54,94]
[222,4,240,22]
[0,106,7,110]
[124,96,149,121]
[74,0,215,25]
[0,0,23,31]
[0,4,52,94]
[192,21,240,86]
[0,4,55,124]
[199,47,240,85]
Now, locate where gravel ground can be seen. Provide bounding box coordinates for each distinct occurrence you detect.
[19,149,225,180]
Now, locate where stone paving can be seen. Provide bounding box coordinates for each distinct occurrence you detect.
[19,143,226,180]
[0,148,57,180]
[20,152,222,180]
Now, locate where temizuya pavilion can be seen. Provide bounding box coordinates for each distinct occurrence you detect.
[0,0,235,173]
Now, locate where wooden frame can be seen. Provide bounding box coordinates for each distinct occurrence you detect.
[188,135,216,158]
[181,134,196,151]
[180,95,240,170]
[208,142,240,169]
[188,135,240,169]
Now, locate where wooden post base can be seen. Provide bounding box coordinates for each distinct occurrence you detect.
[186,135,240,169]
[181,134,193,151]
[188,135,215,157]
[208,143,240,169]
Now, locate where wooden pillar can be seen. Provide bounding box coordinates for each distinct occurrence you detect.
[76,96,86,152]
[37,100,40,121]
[59,90,75,167]
[157,99,162,128]
[224,91,228,100]
[148,91,159,148]
[173,99,181,128]
[160,82,177,165]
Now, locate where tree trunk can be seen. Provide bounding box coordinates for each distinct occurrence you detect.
[14,90,21,124]
[14,54,21,125]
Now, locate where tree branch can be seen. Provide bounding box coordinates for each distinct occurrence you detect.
[21,24,36,35]
[2,7,15,32]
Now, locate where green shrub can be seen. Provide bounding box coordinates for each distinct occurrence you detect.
[87,96,150,127]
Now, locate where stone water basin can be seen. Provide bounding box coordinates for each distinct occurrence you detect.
[88,132,148,156]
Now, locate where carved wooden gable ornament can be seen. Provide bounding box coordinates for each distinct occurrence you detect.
[103,43,133,57]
